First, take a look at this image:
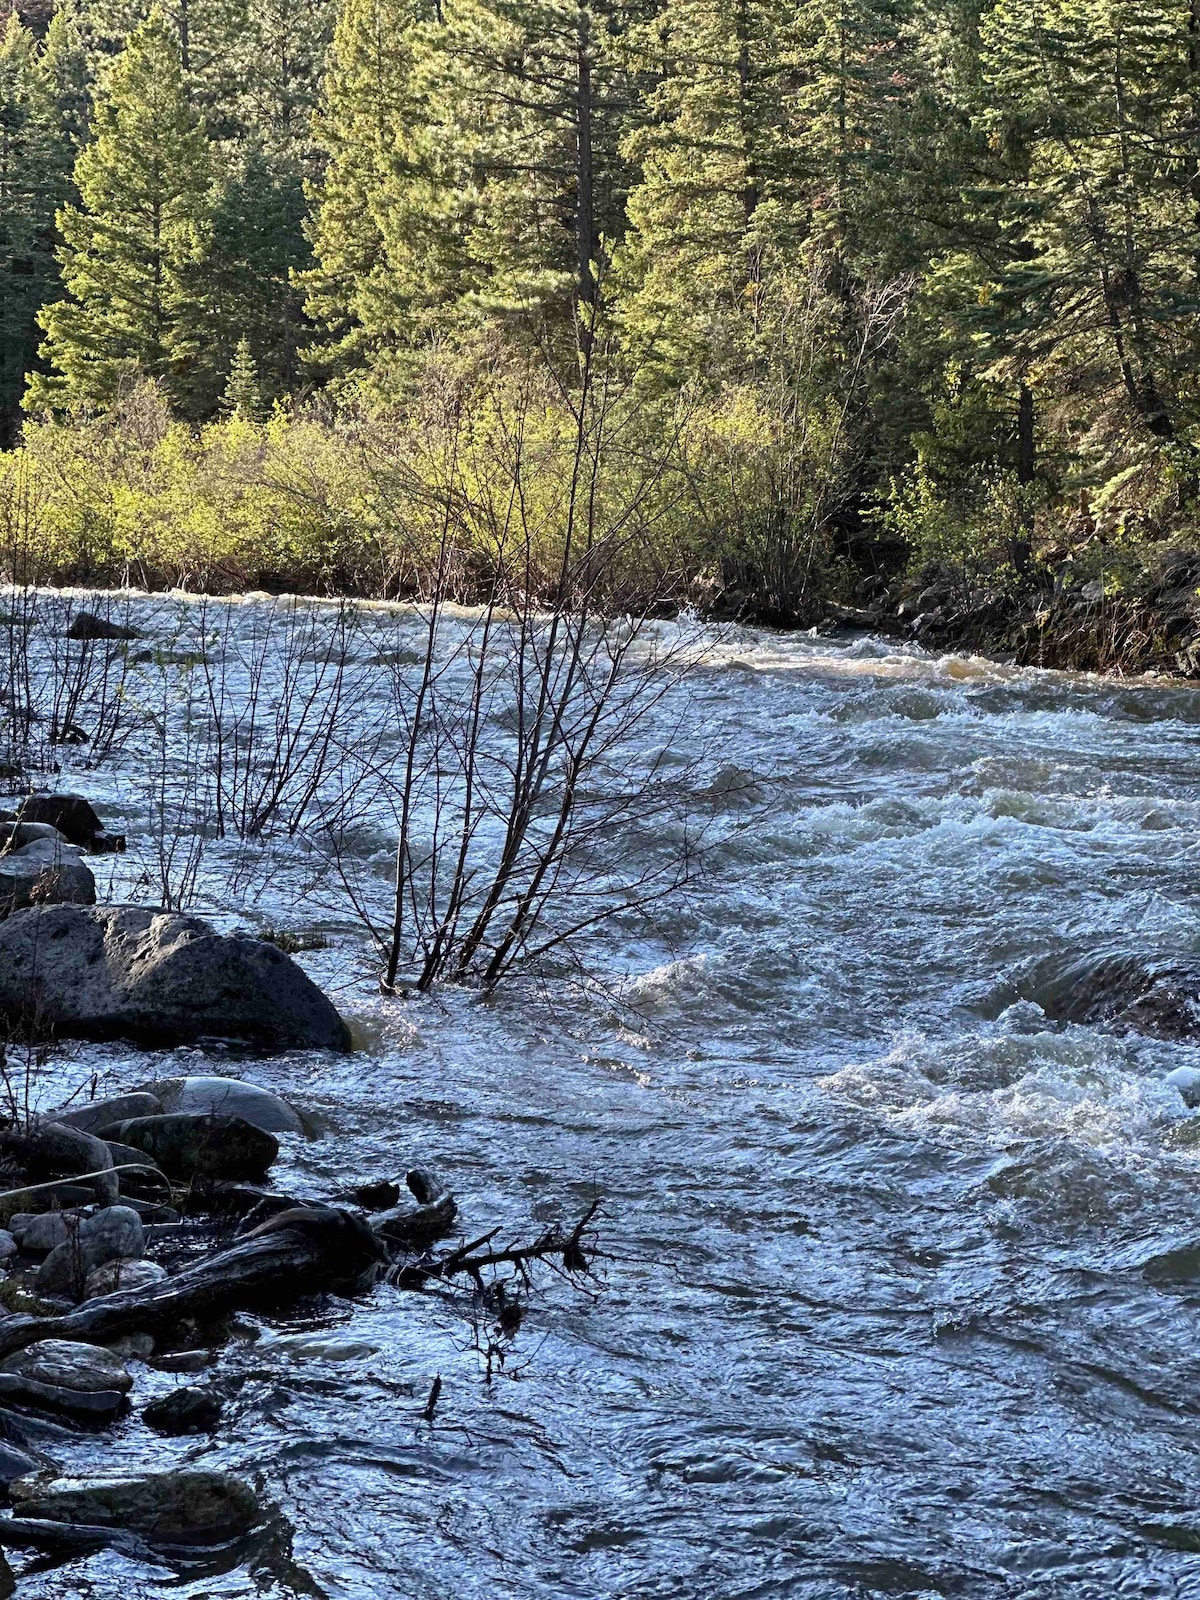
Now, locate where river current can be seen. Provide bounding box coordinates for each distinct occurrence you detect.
[9,599,1200,1599]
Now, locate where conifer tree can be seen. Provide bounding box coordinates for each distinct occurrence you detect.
[429,0,645,344]
[29,8,214,414]
[207,145,310,402]
[617,0,805,377]
[221,333,265,417]
[303,0,450,382]
[977,0,1200,448]
[0,14,75,439]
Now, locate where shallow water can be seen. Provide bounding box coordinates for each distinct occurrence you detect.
[8,600,1200,1599]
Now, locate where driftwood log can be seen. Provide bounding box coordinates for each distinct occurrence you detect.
[0,1207,387,1361]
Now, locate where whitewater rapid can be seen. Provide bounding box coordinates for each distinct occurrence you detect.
[8,599,1200,1598]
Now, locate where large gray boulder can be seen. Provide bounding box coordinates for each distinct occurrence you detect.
[10,1469,258,1544]
[0,1340,131,1422]
[137,1075,305,1135]
[52,1091,163,1135]
[0,837,95,918]
[0,904,351,1051]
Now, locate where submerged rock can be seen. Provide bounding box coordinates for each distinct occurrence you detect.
[136,1075,305,1135]
[64,612,142,643]
[0,904,352,1051]
[0,838,95,919]
[991,950,1200,1042]
[10,1468,257,1544]
[102,1113,279,1182]
[142,1385,222,1435]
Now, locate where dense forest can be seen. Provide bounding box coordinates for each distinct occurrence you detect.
[2,0,1200,656]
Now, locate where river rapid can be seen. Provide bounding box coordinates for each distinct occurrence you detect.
[9,598,1200,1600]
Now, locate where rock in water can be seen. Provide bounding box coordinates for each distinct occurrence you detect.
[136,1075,305,1135]
[0,905,352,1051]
[16,794,103,846]
[64,612,142,643]
[16,793,123,855]
[142,1385,222,1435]
[0,838,95,919]
[0,1122,118,1208]
[992,950,1200,1041]
[0,1340,131,1422]
[36,1206,145,1300]
[10,1469,257,1544]
[51,1092,164,1135]
[103,1113,279,1182]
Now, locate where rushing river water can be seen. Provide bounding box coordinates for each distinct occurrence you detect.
[9,598,1200,1599]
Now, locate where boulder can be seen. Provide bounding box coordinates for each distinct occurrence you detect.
[141,1385,222,1435]
[137,1075,304,1135]
[0,822,64,850]
[9,1212,73,1254]
[0,905,352,1051]
[35,1206,144,1299]
[993,951,1200,1042]
[10,1469,257,1544]
[0,1340,131,1422]
[0,1443,40,1488]
[0,1123,117,1209]
[64,612,142,643]
[16,793,123,855]
[85,1258,166,1298]
[0,1231,16,1261]
[0,838,95,919]
[52,1092,163,1135]
[101,1114,278,1183]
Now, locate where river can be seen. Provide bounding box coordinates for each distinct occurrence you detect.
[8,598,1200,1599]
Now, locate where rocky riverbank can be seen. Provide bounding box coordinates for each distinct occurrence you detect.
[0,788,598,1590]
[819,553,1200,678]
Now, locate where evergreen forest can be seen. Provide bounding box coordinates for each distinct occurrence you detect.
[3,0,1200,651]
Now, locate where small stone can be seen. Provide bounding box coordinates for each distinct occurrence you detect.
[84,1257,166,1298]
[11,1468,257,1544]
[107,1333,156,1361]
[152,1349,215,1374]
[142,1385,223,1435]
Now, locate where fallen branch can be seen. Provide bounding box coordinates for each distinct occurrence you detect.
[391,1200,600,1289]
[0,1206,387,1361]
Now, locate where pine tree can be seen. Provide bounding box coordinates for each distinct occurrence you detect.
[976,0,1200,449]
[430,0,645,344]
[616,0,805,377]
[0,14,75,439]
[28,8,214,415]
[302,0,451,382]
[221,333,265,417]
[206,145,311,402]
